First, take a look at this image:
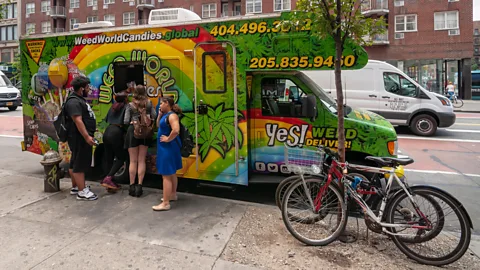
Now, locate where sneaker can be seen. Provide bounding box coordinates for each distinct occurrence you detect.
[76,187,98,201]
[70,185,91,195]
[101,176,119,190]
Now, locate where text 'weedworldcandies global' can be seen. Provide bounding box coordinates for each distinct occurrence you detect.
[73,28,201,45]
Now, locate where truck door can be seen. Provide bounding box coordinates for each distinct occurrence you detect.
[250,73,319,175]
[192,41,243,179]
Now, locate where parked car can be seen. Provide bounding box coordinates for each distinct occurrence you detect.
[0,71,21,111]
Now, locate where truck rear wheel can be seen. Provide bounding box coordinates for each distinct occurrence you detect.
[410,114,437,136]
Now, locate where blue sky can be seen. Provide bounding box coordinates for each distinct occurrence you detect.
[475,0,479,21]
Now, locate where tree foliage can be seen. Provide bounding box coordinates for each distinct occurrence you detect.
[285,0,386,162]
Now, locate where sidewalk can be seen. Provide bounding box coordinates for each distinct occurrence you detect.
[454,99,480,113]
[1,169,480,269]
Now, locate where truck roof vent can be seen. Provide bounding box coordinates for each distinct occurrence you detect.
[148,8,201,25]
[72,21,114,31]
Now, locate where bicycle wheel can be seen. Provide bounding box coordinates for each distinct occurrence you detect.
[385,186,471,266]
[275,175,302,210]
[452,98,464,108]
[282,177,347,246]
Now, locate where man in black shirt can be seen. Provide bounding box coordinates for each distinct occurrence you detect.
[65,76,98,201]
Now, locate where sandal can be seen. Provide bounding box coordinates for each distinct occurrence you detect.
[152,204,171,211]
[161,195,178,202]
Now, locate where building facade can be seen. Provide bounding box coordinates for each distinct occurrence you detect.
[474,20,480,66]
[363,0,474,99]
[18,0,296,35]
[0,0,18,76]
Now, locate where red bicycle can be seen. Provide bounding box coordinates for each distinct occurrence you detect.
[281,145,472,266]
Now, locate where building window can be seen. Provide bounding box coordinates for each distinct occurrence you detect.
[274,0,290,11]
[123,12,135,25]
[41,1,50,12]
[234,3,241,16]
[26,23,35,35]
[26,3,35,15]
[1,50,11,63]
[104,14,115,25]
[434,11,459,30]
[246,0,262,13]
[87,16,98,23]
[104,0,115,4]
[202,3,216,18]
[190,5,194,12]
[2,3,17,19]
[70,18,78,30]
[42,22,51,33]
[0,25,17,41]
[475,28,479,35]
[87,0,98,6]
[70,0,80,8]
[395,14,417,32]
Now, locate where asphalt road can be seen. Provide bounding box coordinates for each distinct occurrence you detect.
[1,108,480,233]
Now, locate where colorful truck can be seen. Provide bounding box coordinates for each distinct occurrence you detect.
[19,9,398,186]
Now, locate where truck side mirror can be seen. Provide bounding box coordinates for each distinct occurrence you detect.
[302,95,317,121]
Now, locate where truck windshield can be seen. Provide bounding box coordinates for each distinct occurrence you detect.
[298,72,337,114]
[0,75,13,87]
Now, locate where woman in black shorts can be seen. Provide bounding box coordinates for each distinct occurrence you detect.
[123,85,156,197]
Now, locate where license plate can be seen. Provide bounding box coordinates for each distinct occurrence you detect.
[6,102,13,106]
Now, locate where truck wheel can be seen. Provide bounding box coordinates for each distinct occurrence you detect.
[410,114,437,136]
[8,106,17,111]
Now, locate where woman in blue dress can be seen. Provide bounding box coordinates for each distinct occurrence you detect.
[152,96,183,211]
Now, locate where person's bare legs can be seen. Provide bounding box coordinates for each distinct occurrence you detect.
[172,174,178,199]
[154,175,173,209]
[137,145,148,185]
[69,168,77,188]
[128,147,139,185]
[72,172,85,191]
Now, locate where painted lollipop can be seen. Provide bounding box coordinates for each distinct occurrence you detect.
[48,59,68,107]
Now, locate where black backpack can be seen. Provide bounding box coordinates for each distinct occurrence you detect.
[166,112,194,158]
[53,95,80,142]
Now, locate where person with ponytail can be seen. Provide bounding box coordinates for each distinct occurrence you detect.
[100,90,129,191]
[152,96,183,211]
[124,85,157,197]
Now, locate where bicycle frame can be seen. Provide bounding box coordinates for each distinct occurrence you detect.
[301,158,433,236]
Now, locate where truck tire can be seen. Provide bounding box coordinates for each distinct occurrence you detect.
[8,106,17,111]
[410,114,437,136]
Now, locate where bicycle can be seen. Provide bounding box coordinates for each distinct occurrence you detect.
[446,92,464,108]
[281,145,473,266]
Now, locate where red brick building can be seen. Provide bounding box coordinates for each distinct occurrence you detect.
[474,20,480,66]
[363,0,474,99]
[18,0,297,35]
[18,0,475,98]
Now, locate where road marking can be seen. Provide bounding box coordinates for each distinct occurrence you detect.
[405,169,480,178]
[0,135,22,138]
[453,123,480,126]
[445,129,480,133]
[0,115,22,118]
[398,136,480,143]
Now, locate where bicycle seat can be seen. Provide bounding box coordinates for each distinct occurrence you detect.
[365,156,414,167]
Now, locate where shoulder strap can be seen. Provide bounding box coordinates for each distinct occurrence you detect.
[165,111,174,126]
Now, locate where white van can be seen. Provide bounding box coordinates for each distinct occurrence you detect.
[0,71,21,111]
[303,60,455,136]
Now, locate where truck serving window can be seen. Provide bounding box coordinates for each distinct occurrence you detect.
[113,61,145,94]
[202,51,227,93]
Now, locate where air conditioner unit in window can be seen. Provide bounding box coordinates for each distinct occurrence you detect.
[93,6,98,10]
[26,14,30,18]
[394,0,404,7]
[447,0,458,2]
[448,29,460,36]
[395,33,404,39]
[103,5,108,9]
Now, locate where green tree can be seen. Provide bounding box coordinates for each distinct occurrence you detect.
[285,0,386,162]
[472,62,479,71]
